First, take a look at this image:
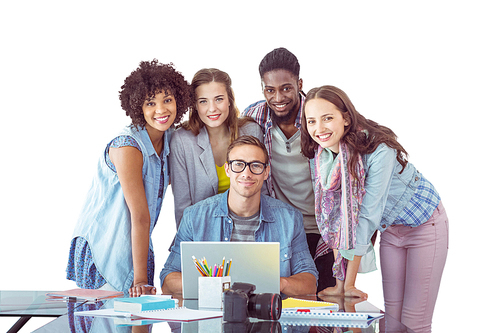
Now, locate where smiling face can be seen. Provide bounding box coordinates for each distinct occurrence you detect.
[142,91,177,135]
[305,98,349,153]
[261,69,303,124]
[195,81,230,129]
[225,144,269,201]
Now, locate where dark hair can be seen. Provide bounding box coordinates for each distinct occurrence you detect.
[119,59,191,128]
[258,47,300,79]
[226,135,269,165]
[301,85,408,176]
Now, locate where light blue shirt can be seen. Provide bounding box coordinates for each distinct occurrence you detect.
[353,144,440,256]
[160,192,319,286]
[72,125,171,294]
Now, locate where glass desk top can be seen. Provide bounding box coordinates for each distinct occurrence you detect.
[1,291,415,333]
[0,290,70,317]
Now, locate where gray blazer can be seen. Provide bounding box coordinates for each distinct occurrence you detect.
[170,121,265,228]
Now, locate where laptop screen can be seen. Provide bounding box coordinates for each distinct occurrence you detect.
[180,241,280,299]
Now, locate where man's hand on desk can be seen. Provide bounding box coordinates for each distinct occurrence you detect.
[280,272,317,296]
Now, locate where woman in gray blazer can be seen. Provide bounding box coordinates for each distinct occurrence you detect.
[170,68,265,228]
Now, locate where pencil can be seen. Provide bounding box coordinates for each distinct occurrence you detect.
[194,264,205,276]
[192,256,209,276]
[220,257,225,277]
[202,257,210,274]
[227,259,232,275]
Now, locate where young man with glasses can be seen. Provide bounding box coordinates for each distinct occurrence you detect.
[160,135,318,296]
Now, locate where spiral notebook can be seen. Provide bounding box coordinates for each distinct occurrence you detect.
[280,309,384,321]
[279,318,378,329]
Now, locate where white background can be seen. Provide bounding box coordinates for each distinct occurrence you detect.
[1,1,498,331]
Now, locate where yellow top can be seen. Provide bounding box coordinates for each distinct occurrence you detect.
[216,164,230,194]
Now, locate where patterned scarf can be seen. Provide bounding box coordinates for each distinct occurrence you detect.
[313,141,366,280]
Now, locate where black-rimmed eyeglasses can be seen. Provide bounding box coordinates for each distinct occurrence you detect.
[228,160,267,175]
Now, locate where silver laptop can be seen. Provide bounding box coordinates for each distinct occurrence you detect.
[180,241,280,299]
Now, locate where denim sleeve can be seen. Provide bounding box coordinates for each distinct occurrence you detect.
[290,211,319,280]
[159,211,194,287]
[354,145,397,256]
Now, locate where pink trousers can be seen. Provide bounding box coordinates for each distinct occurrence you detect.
[380,201,448,333]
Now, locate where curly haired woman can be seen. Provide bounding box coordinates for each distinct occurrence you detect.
[66,59,191,297]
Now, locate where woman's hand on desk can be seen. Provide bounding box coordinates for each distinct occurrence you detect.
[317,294,366,312]
[129,282,156,297]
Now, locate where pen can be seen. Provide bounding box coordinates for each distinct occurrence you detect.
[295,309,334,314]
[63,296,91,303]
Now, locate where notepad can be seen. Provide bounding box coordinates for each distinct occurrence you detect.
[45,289,124,302]
[282,297,339,311]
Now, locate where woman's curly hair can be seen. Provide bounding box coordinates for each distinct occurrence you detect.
[119,59,191,128]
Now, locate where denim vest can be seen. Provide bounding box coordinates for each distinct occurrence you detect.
[72,125,171,293]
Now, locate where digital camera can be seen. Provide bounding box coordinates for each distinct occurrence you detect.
[223,282,282,322]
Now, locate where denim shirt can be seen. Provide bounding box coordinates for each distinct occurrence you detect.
[72,125,171,293]
[159,192,319,286]
[353,144,439,256]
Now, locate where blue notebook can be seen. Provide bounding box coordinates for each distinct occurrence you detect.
[114,296,176,313]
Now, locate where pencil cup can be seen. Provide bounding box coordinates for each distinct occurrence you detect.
[198,276,231,309]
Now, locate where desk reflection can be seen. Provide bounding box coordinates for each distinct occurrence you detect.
[33,294,412,333]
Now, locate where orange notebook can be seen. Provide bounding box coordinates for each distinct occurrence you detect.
[46,288,124,302]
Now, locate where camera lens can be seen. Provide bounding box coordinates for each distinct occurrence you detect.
[247,293,282,320]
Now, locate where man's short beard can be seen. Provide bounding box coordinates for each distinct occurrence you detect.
[269,102,298,125]
[270,109,294,124]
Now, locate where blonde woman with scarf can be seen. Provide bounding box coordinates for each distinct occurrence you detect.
[301,85,448,333]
